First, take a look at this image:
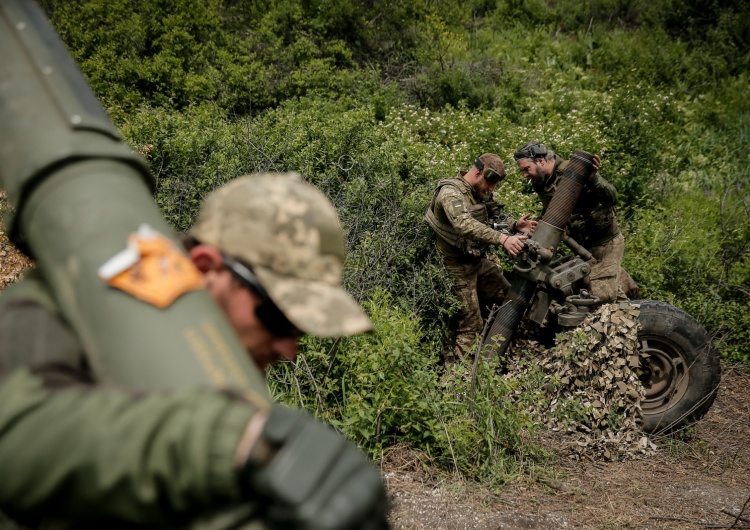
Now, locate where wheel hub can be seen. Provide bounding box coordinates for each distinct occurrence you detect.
[639,335,689,415]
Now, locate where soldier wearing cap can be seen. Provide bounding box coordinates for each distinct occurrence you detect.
[184,172,373,369]
[425,154,536,367]
[513,142,627,303]
[0,173,389,529]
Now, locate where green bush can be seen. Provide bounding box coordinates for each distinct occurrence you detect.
[270,290,442,447]
[268,290,537,484]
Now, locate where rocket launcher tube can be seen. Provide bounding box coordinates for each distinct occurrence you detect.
[0,0,270,399]
[0,0,152,239]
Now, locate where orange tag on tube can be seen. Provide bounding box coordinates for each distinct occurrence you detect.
[98,225,204,308]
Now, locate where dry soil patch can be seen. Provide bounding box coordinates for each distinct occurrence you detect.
[386,366,750,529]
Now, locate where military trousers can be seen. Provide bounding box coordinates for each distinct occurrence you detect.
[443,254,510,365]
[587,232,627,303]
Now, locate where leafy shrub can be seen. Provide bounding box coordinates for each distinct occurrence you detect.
[270,290,442,447]
[45,0,259,113]
[118,103,249,230]
[268,289,538,484]
[439,360,539,483]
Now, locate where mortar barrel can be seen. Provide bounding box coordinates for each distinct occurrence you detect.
[482,150,595,358]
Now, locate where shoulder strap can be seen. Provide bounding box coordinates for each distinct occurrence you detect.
[428,178,470,212]
[545,159,568,195]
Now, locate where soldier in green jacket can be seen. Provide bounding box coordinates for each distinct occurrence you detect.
[514,142,627,303]
[425,154,536,368]
[0,173,389,530]
[0,0,388,526]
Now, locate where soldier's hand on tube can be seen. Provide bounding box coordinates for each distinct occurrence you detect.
[502,234,528,257]
[589,155,601,181]
[515,214,538,233]
[239,405,391,530]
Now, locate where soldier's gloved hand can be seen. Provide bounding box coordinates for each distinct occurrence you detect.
[239,404,391,530]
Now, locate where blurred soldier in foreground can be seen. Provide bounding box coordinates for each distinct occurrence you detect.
[1,0,388,527]
[425,154,536,368]
[0,173,389,529]
[1,173,373,373]
[514,142,628,303]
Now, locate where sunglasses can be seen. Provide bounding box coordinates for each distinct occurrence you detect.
[513,143,547,161]
[222,255,304,338]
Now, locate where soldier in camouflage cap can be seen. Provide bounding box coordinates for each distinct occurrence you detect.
[192,173,370,334]
[425,154,536,369]
[186,172,373,369]
[0,172,387,529]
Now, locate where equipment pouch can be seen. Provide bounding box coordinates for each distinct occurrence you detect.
[569,213,586,234]
[486,201,505,219]
[467,203,489,223]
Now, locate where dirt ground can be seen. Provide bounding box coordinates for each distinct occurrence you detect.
[2,195,749,530]
[385,365,750,530]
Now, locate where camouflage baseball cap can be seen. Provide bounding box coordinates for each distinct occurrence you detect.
[190,172,373,337]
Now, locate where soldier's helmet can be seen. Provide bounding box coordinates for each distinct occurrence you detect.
[190,172,373,337]
[476,153,506,184]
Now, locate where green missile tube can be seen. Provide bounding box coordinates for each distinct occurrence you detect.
[0,0,269,400]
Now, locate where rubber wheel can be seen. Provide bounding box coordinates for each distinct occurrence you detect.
[633,300,721,434]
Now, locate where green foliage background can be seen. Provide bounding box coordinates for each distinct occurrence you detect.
[40,0,750,483]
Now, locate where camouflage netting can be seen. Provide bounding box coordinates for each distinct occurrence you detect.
[504,302,657,461]
[0,191,32,292]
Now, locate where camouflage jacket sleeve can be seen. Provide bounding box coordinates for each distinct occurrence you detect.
[0,367,256,526]
[436,186,502,247]
[587,173,618,207]
[0,269,86,374]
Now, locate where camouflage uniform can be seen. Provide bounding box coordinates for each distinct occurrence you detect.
[0,174,386,530]
[426,159,518,365]
[442,254,509,363]
[533,155,627,303]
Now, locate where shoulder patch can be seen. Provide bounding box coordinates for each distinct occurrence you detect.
[452,200,463,208]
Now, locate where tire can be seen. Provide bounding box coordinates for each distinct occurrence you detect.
[633,300,721,434]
